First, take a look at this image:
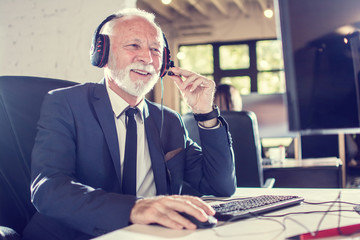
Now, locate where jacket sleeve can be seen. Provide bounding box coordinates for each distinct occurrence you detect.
[185,116,236,197]
[164,112,236,197]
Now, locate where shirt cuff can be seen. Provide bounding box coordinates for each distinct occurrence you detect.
[198,119,222,130]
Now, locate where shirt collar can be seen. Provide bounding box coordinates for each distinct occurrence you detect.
[105,81,144,122]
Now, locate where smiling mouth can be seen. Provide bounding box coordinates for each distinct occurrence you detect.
[132,69,151,76]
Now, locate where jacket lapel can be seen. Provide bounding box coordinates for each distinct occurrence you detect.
[91,80,122,186]
[143,103,168,195]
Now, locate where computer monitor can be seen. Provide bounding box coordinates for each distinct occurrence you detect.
[242,93,295,138]
[275,0,360,135]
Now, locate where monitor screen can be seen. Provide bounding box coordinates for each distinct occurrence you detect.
[276,0,360,134]
[242,93,295,138]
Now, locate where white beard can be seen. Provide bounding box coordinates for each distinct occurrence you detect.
[108,62,159,97]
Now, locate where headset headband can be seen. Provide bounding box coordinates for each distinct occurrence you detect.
[90,14,173,76]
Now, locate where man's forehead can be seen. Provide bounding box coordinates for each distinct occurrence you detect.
[109,16,163,46]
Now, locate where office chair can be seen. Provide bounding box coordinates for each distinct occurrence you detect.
[0,76,78,239]
[182,111,275,188]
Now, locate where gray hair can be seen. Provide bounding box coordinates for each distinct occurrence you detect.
[115,8,157,23]
[102,8,163,46]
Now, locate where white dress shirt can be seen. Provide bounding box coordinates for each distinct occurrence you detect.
[106,83,156,197]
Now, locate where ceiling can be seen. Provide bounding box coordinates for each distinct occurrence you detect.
[137,0,274,24]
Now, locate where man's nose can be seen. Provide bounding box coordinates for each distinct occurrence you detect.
[136,48,153,65]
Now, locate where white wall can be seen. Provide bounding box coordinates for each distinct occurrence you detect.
[1,0,136,83]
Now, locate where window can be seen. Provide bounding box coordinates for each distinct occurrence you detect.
[178,44,213,79]
[219,45,249,70]
[256,40,285,94]
[220,76,251,95]
[178,39,284,113]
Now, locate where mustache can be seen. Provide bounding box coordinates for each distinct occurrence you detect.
[129,62,157,75]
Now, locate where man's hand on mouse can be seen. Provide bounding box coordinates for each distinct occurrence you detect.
[129,195,215,230]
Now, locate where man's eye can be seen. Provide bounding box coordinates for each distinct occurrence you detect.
[128,44,139,48]
[152,48,161,55]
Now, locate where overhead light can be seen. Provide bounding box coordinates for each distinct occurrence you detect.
[162,0,172,4]
[264,9,273,18]
[335,25,356,35]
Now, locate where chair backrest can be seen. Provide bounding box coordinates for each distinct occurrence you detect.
[182,111,264,187]
[0,76,78,234]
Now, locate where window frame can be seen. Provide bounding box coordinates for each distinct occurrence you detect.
[178,38,283,93]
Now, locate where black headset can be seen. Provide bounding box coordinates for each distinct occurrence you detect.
[90,14,174,77]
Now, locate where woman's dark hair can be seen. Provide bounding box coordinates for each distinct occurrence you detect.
[214,84,234,111]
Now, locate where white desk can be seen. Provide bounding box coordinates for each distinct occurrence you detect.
[94,188,360,240]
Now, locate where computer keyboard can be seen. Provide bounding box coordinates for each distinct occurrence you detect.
[211,195,304,222]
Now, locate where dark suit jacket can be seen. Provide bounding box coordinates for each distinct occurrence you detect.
[24,81,236,239]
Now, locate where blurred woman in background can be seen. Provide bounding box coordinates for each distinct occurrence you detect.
[214,84,242,111]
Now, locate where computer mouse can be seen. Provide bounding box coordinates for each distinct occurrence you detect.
[354,205,360,215]
[179,212,217,229]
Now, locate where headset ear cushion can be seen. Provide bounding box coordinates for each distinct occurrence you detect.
[90,34,110,68]
[160,47,170,77]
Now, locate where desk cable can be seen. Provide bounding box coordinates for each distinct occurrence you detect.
[212,216,286,240]
[313,190,341,236]
[209,193,360,239]
[212,210,359,239]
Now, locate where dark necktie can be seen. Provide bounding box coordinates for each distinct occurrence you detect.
[122,108,137,195]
